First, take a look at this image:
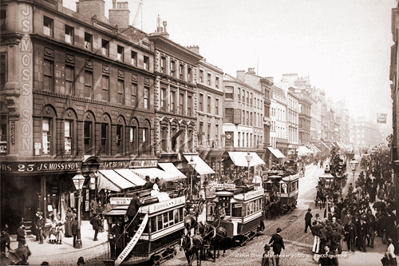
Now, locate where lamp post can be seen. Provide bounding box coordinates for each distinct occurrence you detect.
[188,156,197,200]
[350,159,359,184]
[72,170,86,249]
[245,152,253,182]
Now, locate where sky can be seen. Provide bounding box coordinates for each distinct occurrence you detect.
[64,0,396,126]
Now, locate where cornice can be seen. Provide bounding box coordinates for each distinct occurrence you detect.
[149,35,203,62]
[197,83,224,96]
[156,72,195,88]
[30,34,156,78]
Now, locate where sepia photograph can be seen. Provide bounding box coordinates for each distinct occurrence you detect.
[0,0,397,265]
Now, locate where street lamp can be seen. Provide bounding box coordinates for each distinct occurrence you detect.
[188,156,197,200]
[72,170,86,249]
[245,152,253,182]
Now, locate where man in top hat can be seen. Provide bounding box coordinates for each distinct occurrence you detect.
[269,228,285,266]
[305,208,313,233]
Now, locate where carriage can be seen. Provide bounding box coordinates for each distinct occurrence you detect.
[315,173,341,207]
[263,173,300,215]
[205,183,266,246]
[103,190,186,266]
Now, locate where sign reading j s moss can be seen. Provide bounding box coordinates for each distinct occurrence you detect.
[1,162,81,173]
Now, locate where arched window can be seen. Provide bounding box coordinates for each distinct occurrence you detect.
[128,118,139,156]
[160,117,169,152]
[40,105,57,155]
[100,114,111,155]
[170,119,178,152]
[115,116,125,156]
[62,109,77,156]
[140,119,151,155]
[179,120,187,152]
[83,111,96,155]
[187,121,194,152]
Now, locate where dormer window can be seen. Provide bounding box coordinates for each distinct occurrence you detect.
[117,45,124,61]
[84,32,92,51]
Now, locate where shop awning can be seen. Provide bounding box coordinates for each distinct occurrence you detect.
[320,141,330,150]
[158,163,187,181]
[114,169,146,186]
[267,147,286,159]
[131,168,167,181]
[298,146,312,156]
[97,170,135,192]
[184,155,215,175]
[227,152,266,167]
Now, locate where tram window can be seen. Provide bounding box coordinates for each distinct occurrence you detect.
[179,208,184,222]
[151,217,157,232]
[174,209,179,223]
[232,204,242,217]
[157,215,163,231]
[169,211,174,226]
[163,212,169,228]
[255,200,259,212]
[144,222,149,233]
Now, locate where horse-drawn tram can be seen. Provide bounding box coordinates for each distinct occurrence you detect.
[205,183,266,246]
[103,190,186,266]
[264,172,300,215]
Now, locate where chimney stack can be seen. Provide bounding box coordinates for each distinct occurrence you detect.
[77,0,107,22]
[266,77,274,83]
[185,45,200,54]
[247,68,256,74]
[236,70,245,81]
[109,1,130,29]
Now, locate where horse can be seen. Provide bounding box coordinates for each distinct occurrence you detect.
[204,225,227,262]
[180,233,203,266]
[1,245,31,265]
[184,214,198,236]
[316,189,326,209]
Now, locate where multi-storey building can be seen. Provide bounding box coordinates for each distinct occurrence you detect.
[148,22,214,179]
[222,71,266,178]
[188,50,224,178]
[297,93,312,146]
[287,89,299,153]
[271,85,289,156]
[349,118,383,149]
[1,0,157,231]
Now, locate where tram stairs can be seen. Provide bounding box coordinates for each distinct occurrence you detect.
[114,213,149,266]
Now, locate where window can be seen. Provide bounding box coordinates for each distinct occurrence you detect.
[101,123,109,155]
[65,25,74,44]
[65,66,74,95]
[207,96,211,113]
[246,91,249,104]
[161,126,167,151]
[187,67,192,82]
[170,61,176,77]
[84,32,92,51]
[250,93,253,105]
[102,75,109,101]
[199,70,203,83]
[242,90,245,102]
[160,57,166,73]
[131,51,137,65]
[84,71,92,98]
[0,10,6,31]
[43,59,54,91]
[179,93,184,115]
[225,108,234,123]
[64,120,72,155]
[131,83,137,107]
[0,116,7,153]
[207,124,211,146]
[144,87,149,109]
[237,132,240,147]
[247,111,249,125]
[42,118,51,155]
[199,94,204,112]
[225,86,233,99]
[84,121,92,154]
[187,95,192,116]
[199,122,204,145]
[216,76,219,88]
[170,91,175,113]
[250,112,252,125]
[207,73,211,86]
[242,110,245,125]
[43,16,53,37]
[129,123,138,155]
[1,53,6,89]
[215,124,219,147]
[180,64,184,80]
[144,56,149,70]
[116,125,123,154]
[102,39,109,56]
[117,79,124,104]
[161,88,167,111]
[215,99,219,115]
[141,127,149,152]
[117,45,124,61]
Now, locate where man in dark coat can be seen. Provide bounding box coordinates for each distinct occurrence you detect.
[110,218,124,259]
[126,192,142,235]
[366,209,376,248]
[344,219,357,252]
[319,224,330,254]
[0,226,10,253]
[71,217,78,248]
[143,176,153,190]
[331,227,342,254]
[36,212,45,244]
[357,219,367,252]
[269,227,285,266]
[17,223,26,248]
[92,215,101,241]
[305,208,313,233]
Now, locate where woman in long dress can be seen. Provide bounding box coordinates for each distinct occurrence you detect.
[64,207,74,237]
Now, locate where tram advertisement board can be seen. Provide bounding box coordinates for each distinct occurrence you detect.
[244,189,264,201]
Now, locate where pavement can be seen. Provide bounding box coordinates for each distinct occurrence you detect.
[8,220,110,266]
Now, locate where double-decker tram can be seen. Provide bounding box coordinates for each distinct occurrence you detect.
[205,183,266,246]
[103,190,185,266]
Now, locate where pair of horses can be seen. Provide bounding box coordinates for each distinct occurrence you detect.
[181,215,227,266]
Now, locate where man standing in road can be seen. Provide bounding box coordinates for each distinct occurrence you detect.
[17,222,26,248]
[92,214,100,241]
[71,217,78,248]
[305,208,313,233]
[36,212,45,244]
[269,227,285,266]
